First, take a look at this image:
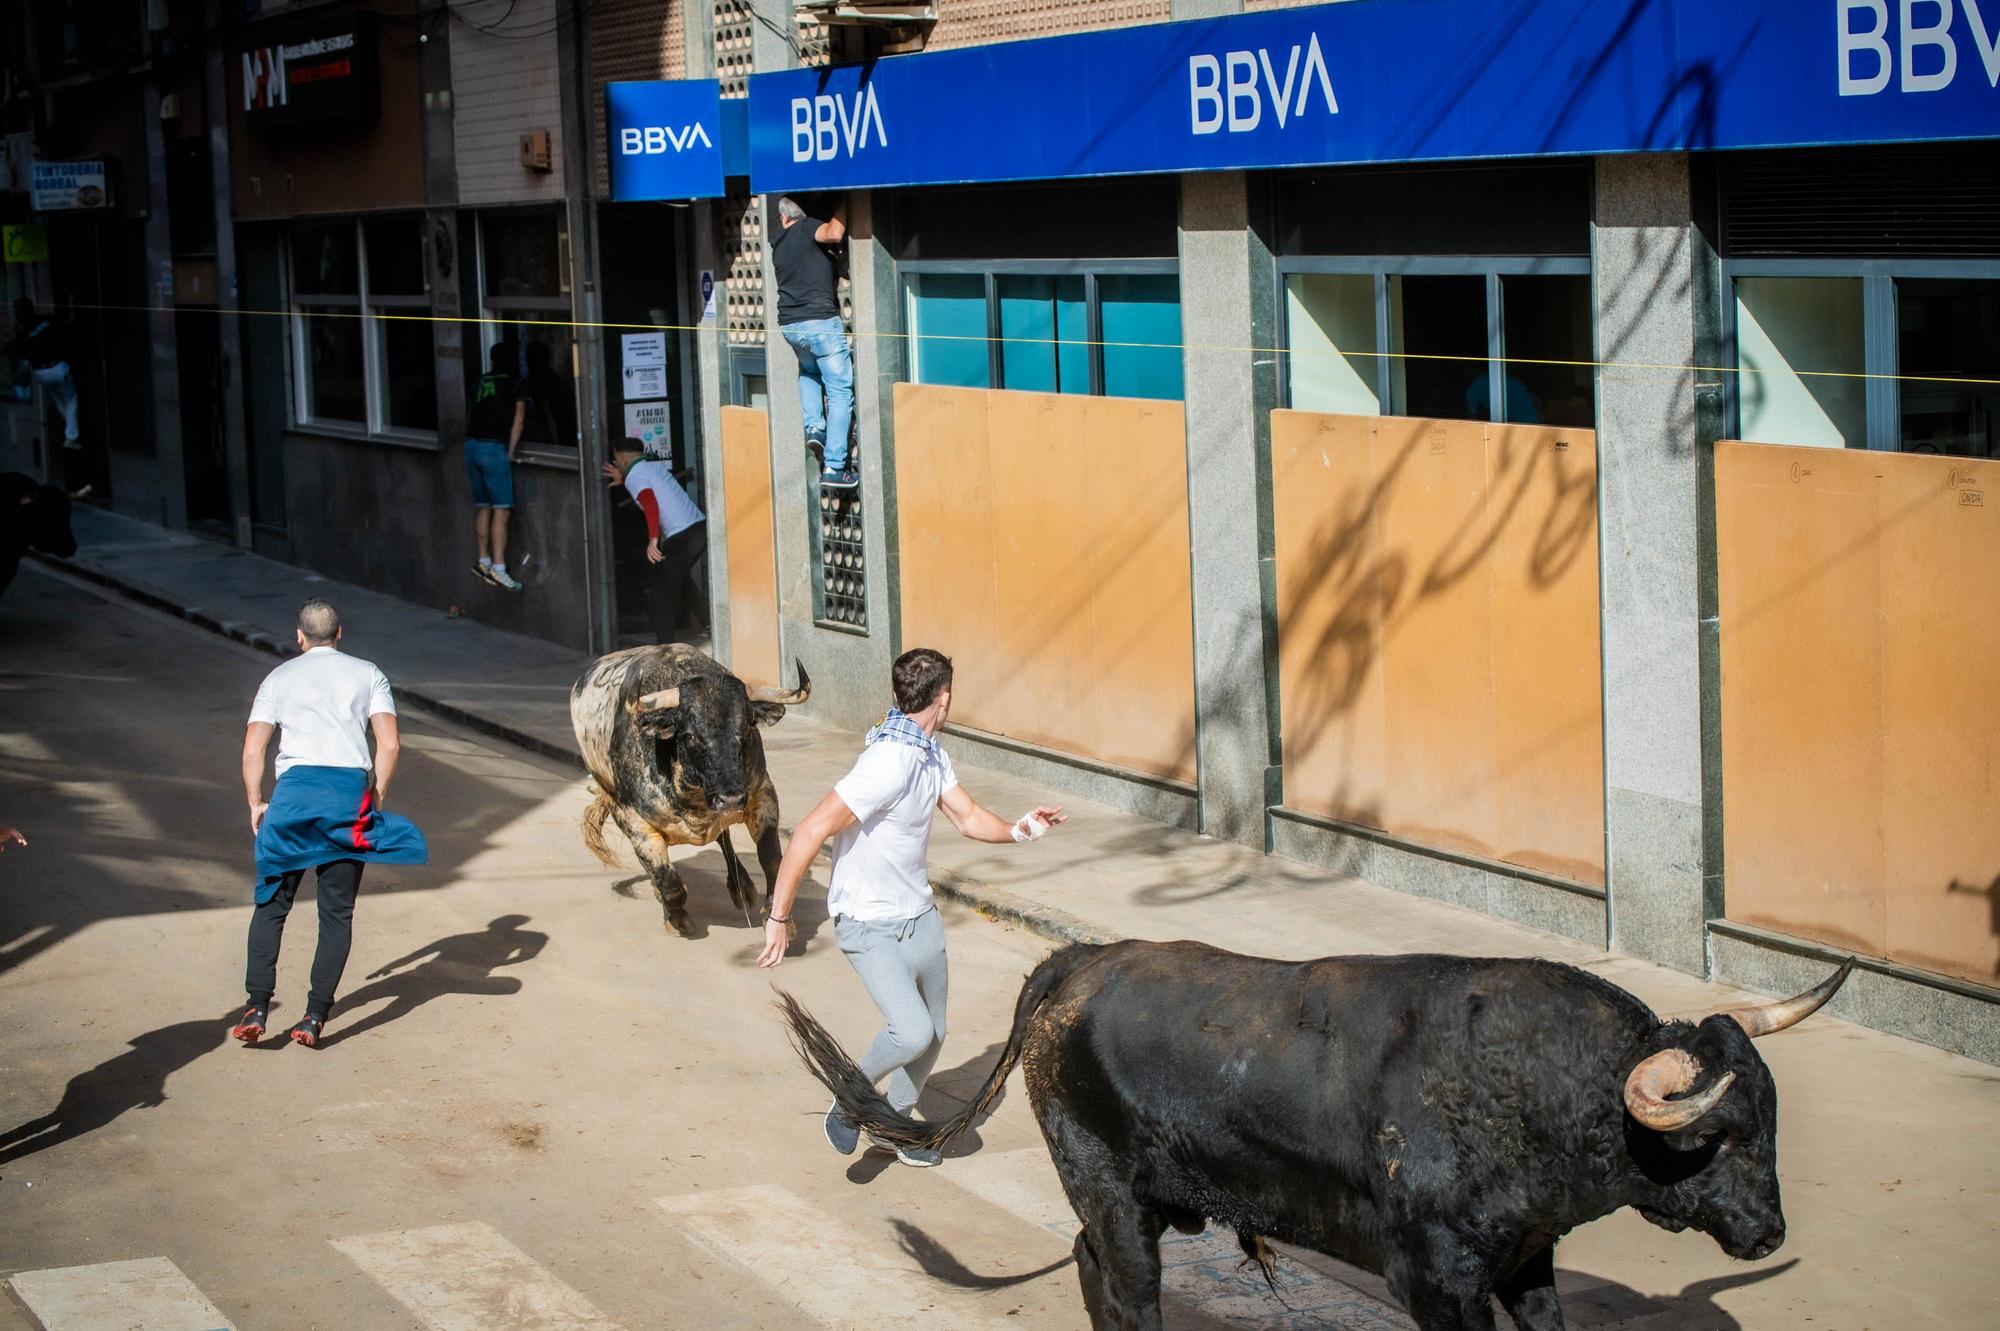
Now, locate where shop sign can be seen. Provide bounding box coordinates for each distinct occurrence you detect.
[30,160,109,211]
[242,13,380,132]
[606,80,729,201]
[4,225,49,263]
[746,0,2000,193]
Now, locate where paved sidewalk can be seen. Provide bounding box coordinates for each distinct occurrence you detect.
[24,505,2000,1329]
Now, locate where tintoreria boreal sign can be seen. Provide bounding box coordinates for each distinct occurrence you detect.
[745,0,2000,192]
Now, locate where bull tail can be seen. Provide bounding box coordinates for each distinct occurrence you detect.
[777,942,1104,1153]
[580,781,624,868]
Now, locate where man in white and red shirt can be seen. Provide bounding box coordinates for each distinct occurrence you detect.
[602,438,707,643]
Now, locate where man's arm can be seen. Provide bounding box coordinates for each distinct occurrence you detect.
[243,722,275,834]
[939,784,1067,845]
[370,712,401,806]
[814,200,847,245]
[756,788,858,968]
[506,399,528,459]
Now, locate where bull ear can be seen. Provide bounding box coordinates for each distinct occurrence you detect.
[749,700,787,728]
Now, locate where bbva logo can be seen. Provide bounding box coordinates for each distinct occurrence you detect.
[790,85,888,163]
[1190,32,1339,135]
[619,124,714,155]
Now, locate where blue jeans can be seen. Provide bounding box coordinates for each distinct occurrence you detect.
[782,317,853,472]
[464,439,514,509]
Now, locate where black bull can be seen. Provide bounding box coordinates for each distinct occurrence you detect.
[784,940,1852,1331]
[570,645,808,935]
[3,471,78,597]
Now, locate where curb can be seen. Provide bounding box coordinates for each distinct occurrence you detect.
[34,549,1112,952]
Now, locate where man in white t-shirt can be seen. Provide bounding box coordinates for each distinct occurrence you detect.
[758,647,1065,1167]
[602,437,706,643]
[232,599,426,1048]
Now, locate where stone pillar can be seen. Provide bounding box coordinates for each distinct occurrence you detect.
[139,75,187,530]
[203,21,251,548]
[1177,171,1281,846]
[1592,153,1724,975]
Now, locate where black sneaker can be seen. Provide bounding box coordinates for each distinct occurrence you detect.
[821,467,859,491]
[288,1013,325,1048]
[806,431,826,467]
[824,1101,860,1155]
[230,1005,268,1043]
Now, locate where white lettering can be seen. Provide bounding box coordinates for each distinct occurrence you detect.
[813,94,838,161]
[863,85,887,151]
[1259,46,1301,128]
[791,97,813,162]
[620,127,642,156]
[1297,33,1339,116]
[1225,50,1261,131]
[643,125,667,154]
[1963,0,2000,83]
[688,122,714,149]
[1902,0,1959,89]
[1839,0,1894,95]
[1190,55,1223,135]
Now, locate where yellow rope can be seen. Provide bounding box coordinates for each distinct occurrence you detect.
[46,300,2000,388]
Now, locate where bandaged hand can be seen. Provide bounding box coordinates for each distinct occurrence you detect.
[1010,805,1067,843]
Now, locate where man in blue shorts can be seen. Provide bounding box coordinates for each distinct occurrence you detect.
[465,342,530,591]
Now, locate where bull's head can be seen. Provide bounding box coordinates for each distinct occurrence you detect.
[627,660,810,813]
[19,484,76,557]
[1622,961,1852,1261]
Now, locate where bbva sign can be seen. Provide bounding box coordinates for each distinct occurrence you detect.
[1189,32,1338,135]
[619,123,715,155]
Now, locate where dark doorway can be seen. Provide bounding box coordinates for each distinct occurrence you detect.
[178,308,229,533]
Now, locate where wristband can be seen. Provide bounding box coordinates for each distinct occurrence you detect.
[1010,812,1049,844]
[768,911,791,924]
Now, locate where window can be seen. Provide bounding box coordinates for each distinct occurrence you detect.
[475,210,576,450]
[904,265,1182,400]
[289,217,434,437]
[1726,265,1999,456]
[1283,260,1593,428]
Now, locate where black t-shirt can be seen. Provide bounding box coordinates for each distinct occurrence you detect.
[771,216,840,325]
[467,372,529,441]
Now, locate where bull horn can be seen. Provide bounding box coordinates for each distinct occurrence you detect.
[630,687,680,713]
[1717,960,1854,1039]
[1624,1048,1736,1131]
[747,659,811,706]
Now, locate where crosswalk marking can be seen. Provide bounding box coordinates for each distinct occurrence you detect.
[943,1147,1415,1330]
[4,1257,235,1331]
[657,1184,1048,1330]
[329,1221,621,1331]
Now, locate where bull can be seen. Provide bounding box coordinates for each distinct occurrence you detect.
[571,644,809,935]
[2,472,78,597]
[782,940,1852,1331]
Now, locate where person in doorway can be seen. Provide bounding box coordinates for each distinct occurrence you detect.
[757,648,1067,1167]
[466,341,531,590]
[8,298,79,449]
[773,196,857,491]
[234,599,427,1048]
[602,438,707,644]
[521,337,575,448]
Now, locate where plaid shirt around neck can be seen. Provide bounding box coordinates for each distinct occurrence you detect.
[864,707,940,760]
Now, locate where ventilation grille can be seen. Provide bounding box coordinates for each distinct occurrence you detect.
[723,186,766,346]
[816,488,866,629]
[715,0,755,96]
[591,0,688,197]
[926,0,1168,50]
[1722,144,2000,258]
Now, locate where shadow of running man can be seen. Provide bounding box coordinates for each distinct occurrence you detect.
[0,1010,237,1170]
[322,914,547,1049]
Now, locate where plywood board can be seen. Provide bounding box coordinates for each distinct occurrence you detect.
[1272,409,1605,885]
[1718,442,2000,986]
[721,406,781,692]
[893,384,1196,785]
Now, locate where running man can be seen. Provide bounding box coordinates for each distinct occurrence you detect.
[757,647,1065,1166]
[232,599,428,1047]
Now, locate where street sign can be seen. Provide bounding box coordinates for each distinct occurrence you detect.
[747,0,2000,193]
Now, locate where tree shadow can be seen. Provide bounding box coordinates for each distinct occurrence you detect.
[889,1218,1073,1290]
[0,1009,237,1171]
[320,914,546,1048]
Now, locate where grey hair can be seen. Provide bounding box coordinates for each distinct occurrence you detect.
[297,598,341,646]
[777,196,807,223]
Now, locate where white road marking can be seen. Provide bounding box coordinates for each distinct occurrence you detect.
[4,1257,235,1331]
[944,1148,1415,1330]
[329,1221,620,1331]
[657,1184,1038,1330]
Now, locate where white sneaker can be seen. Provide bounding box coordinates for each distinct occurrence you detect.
[490,565,524,591]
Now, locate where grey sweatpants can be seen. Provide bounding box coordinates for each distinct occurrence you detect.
[835,906,949,1114]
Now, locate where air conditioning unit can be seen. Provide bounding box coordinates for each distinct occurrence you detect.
[795,1,937,57]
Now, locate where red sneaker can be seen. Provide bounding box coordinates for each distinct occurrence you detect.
[230,1005,267,1043]
[288,1013,325,1048]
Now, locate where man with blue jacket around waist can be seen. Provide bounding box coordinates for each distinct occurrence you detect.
[231,599,427,1048]
[758,647,1065,1166]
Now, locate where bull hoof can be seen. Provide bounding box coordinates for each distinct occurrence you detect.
[666,909,694,937]
[724,872,749,912]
